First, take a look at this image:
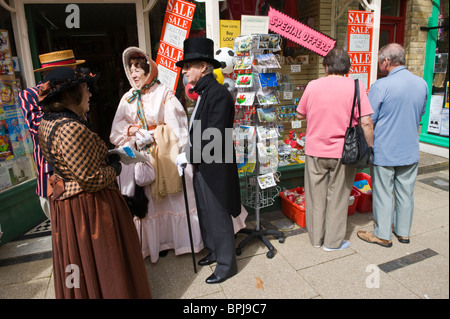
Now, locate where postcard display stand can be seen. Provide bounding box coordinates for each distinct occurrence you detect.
[234,34,285,259]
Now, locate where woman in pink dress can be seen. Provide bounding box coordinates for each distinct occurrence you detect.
[110,47,247,263]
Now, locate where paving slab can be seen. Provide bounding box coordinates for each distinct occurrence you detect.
[298,253,419,299]
[219,253,319,299]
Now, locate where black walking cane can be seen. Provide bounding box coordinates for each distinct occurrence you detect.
[181,170,197,273]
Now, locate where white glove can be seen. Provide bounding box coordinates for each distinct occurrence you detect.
[136,129,154,149]
[175,152,188,176]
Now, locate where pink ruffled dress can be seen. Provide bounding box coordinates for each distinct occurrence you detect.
[110,47,247,263]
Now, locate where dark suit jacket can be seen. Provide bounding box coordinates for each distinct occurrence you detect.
[186,74,242,217]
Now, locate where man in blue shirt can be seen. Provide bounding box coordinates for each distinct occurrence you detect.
[358,43,428,247]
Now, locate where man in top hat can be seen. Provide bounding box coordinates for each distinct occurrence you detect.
[175,37,242,284]
[19,50,85,219]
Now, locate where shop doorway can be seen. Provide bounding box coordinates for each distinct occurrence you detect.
[24,3,138,146]
[377,0,406,78]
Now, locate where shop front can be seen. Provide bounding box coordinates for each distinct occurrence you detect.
[1,0,151,245]
[1,0,439,245]
[419,0,449,152]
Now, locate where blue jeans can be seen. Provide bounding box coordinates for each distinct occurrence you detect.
[372,163,418,241]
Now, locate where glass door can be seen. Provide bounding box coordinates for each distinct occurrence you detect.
[24,3,139,146]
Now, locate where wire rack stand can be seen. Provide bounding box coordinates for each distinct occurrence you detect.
[238,168,284,259]
[237,119,285,259]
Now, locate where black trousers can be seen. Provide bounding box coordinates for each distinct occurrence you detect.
[193,168,237,278]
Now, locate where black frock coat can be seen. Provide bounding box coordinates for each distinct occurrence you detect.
[186,74,242,217]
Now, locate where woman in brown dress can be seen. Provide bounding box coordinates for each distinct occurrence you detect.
[38,67,151,299]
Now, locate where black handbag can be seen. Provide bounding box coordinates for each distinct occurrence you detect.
[342,79,373,168]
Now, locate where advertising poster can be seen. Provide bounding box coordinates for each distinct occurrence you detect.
[346,10,374,92]
[428,94,445,134]
[0,29,14,76]
[220,20,241,48]
[0,114,14,161]
[155,0,196,92]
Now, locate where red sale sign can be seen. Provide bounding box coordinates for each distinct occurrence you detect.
[346,10,374,92]
[156,0,196,92]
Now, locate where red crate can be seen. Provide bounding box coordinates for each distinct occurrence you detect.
[348,188,361,216]
[279,188,306,228]
[354,172,372,213]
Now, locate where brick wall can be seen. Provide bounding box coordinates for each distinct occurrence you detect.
[404,0,433,77]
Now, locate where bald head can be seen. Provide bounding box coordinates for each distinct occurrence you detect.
[378,43,406,67]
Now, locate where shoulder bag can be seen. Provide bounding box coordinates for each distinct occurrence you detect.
[341,79,373,168]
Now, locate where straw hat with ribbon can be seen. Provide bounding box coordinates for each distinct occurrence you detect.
[34,50,85,72]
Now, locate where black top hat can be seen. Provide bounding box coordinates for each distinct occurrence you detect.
[176,38,222,69]
[39,67,98,103]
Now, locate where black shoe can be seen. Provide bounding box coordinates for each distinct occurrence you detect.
[205,264,237,284]
[159,250,169,257]
[205,271,236,284]
[198,254,216,266]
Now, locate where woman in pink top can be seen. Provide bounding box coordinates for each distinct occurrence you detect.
[296,48,373,251]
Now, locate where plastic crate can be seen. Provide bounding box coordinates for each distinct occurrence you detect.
[354,172,372,213]
[348,188,361,216]
[279,188,306,228]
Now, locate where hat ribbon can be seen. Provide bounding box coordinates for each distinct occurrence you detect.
[41,58,77,69]
[126,78,159,154]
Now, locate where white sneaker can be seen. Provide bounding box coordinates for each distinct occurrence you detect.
[323,240,350,252]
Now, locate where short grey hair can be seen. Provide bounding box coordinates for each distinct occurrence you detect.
[204,62,215,75]
[378,43,405,66]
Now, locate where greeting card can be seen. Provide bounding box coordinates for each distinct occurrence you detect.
[258,73,279,88]
[235,73,254,88]
[257,90,279,105]
[236,92,256,106]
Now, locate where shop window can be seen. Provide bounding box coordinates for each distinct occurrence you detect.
[427,1,449,138]
[381,0,402,17]
[0,10,37,192]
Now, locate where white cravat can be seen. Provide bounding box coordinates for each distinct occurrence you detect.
[189,95,201,132]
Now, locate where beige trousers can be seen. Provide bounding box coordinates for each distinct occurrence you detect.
[304,155,356,249]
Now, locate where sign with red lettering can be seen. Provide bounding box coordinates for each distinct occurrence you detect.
[268,6,335,57]
[156,0,196,92]
[346,10,374,92]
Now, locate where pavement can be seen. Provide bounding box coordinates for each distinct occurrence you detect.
[0,151,448,302]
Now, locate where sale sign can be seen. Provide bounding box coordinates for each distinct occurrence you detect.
[156,0,196,92]
[268,6,335,57]
[346,10,374,92]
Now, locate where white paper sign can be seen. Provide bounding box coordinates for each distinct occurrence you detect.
[439,108,449,136]
[241,15,269,35]
[291,121,302,129]
[290,65,301,73]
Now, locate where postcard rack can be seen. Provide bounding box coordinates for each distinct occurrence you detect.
[234,34,286,259]
[241,171,281,209]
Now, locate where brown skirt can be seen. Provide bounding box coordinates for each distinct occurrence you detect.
[50,188,152,299]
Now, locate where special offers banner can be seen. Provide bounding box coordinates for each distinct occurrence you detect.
[268,6,335,57]
[156,0,196,92]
